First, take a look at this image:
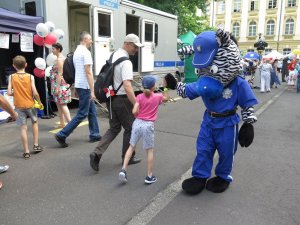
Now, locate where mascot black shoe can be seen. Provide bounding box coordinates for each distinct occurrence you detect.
[182,177,207,195]
[206,176,230,193]
[175,28,258,195]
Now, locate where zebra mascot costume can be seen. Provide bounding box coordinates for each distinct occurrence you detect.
[176,28,258,194]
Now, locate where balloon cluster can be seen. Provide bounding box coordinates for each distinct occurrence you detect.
[33,21,62,78]
[33,21,64,47]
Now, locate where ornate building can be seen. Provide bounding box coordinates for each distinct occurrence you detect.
[206,0,300,55]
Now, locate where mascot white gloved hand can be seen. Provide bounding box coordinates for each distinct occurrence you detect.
[170,28,258,195]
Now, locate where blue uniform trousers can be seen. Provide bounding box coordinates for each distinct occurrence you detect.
[192,123,239,182]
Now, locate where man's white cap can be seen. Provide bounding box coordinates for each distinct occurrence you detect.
[124,33,144,47]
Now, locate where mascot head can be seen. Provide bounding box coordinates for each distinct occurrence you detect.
[192,28,241,98]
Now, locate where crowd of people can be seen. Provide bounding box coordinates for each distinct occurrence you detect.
[0,32,174,189]
[242,56,300,93]
[2,30,300,190]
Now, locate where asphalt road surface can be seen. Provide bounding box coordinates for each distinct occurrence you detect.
[0,85,299,225]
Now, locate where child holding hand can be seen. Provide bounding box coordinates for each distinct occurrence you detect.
[119,75,169,184]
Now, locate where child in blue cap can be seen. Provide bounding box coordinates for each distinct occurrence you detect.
[119,75,169,184]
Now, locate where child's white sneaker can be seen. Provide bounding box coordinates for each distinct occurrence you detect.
[119,169,127,183]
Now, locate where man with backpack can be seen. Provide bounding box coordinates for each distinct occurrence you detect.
[89,34,143,171]
[54,31,101,147]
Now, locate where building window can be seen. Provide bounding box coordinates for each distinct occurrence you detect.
[250,0,258,11]
[268,0,277,9]
[265,48,272,55]
[287,0,296,7]
[232,22,240,37]
[233,0,241,12]
[283,48,291,55]
[206,4,210,15]
[285,18,294,35]
[266,20,275,35]
[217,1,225,14]
[248,21,257,36]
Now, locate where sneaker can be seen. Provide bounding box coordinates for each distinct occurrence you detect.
[119,169,128,183]
[54,134,68,148]
[89,136,102,143]
[145,175,157,184]
[0,165,9,174]
[89,152,101,172]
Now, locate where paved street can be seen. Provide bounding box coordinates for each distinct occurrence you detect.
[0,85,299,225]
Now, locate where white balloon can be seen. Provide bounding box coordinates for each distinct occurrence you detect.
[45,66,53,77]
[46,53,57,66]
[45,21,55,33]
[36,23,49,38]
[34,57,46,70]
[52,29,64,40]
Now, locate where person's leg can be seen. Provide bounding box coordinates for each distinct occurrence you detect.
[88,99,100,140]
[122,145,135,171]
[56,103,65,127]
[192,125,215,179]
[115,98,135,158]
[266,74,271,91]
[20,125,29,154]
[61,104,71,123]
[90,102,122,171]
[260,73,266,92]
[32,121,39,146]
[146,148,154,177]
[93,101,122,156]
[15,109,30,156]
[56,88,90,139]
[214,125,239,182]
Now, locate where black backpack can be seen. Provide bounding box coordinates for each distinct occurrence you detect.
[63,52,75,87]
[94,53,129,103]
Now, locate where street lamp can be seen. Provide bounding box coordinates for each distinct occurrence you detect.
[254,33,268,61]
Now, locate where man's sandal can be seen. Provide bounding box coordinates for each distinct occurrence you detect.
[0,181,3,190]
[23,153,31,159]
[33,144,43,153]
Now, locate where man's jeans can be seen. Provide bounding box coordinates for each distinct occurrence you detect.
[57,88,100,140]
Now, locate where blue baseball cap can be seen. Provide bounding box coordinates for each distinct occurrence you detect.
[192,31,219,68]
[142,75,158,89]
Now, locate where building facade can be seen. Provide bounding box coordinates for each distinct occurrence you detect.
[206,0,300,55]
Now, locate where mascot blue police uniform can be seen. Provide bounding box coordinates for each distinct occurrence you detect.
[176,28,258,194]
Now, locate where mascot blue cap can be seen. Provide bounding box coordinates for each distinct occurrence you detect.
[192,31,219,69]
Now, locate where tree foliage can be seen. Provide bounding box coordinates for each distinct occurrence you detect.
[131,0,212,36]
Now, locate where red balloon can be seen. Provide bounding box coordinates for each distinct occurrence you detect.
[33,68,45,78]
[33,34,44,46]
[44,33,57,46]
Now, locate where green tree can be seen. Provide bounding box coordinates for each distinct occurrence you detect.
[131,0,212,35]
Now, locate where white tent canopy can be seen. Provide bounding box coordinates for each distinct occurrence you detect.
[263,50,284,60]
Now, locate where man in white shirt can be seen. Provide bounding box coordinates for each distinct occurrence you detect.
[90,34,143,171]
[55,31,101,147]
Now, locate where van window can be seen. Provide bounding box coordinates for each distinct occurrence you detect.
[25,2,36,16]
[155,23,158,46]
[144,22,153,42]
[98,13,111,37]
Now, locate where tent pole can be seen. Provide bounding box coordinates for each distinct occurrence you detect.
[43,45,51,119]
